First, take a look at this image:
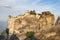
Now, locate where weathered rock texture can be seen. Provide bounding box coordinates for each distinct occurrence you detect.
[8,10,55,40]
[55,16,60,26]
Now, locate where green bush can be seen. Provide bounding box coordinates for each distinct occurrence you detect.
[26,31,34,38]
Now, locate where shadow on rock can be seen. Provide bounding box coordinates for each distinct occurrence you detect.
[10,34,19,40]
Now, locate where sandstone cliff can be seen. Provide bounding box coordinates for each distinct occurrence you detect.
[55,16,60,26]
[8,10,55,40]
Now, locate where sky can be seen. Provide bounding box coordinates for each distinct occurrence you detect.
[0,0,60,21]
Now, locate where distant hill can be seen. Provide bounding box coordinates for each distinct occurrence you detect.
[0,21,7,34]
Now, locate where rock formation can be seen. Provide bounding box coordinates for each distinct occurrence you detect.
[8,10,55,40]
[55,16,60,26]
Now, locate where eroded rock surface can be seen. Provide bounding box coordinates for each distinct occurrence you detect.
[8,10,59,40]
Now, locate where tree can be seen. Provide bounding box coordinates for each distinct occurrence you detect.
[6,28,9,40]
[30,10,36,15]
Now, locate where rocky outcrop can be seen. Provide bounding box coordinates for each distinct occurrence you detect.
[55,16,60,26]
[8,10,55,40]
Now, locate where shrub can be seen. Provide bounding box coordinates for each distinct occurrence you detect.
[26,31,34,38]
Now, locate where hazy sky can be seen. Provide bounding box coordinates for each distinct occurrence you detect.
[0,0,60,21]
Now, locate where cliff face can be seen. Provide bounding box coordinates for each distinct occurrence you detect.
[55,16,60,26]
[8,10,54,40]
